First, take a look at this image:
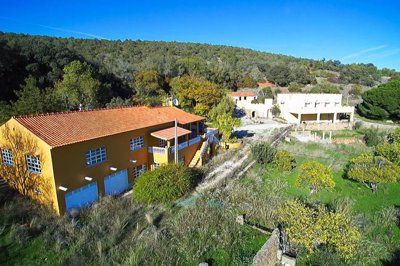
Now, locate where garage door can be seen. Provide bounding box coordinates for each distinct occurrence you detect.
[65,182,99,213]
[104,169,129,196]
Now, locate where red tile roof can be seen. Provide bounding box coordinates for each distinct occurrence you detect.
[13,106,204,148]
[150,126,191,140]
[231,91,257,97]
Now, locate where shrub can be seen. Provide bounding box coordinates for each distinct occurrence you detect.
[273,150,296,172]
[357,79,400,120]
[364,128,386,146]
[352,121,363,130]
[388,128,400,144]
[251,142,276,164]
[310,82,340,94]
[132,164,197,204]
[288,82,303,92]
[271,104,281,117]
[296,160,334,193]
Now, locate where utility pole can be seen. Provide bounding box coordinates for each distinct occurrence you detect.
[174,118,178,164]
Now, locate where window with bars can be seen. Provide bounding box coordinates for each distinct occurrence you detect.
[26,155,41,174]
[133,164,147,178]
[1,148,13,166]
[130,136,144,151]
[85,147,107,166]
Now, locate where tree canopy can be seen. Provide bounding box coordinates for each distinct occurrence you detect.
[170,75,224,116]
[132,164,197,204]
[357,79,400,120]
[278,200,360,260]
[347,153,400,192]
[54,60,103,109]
[296,160,335,193]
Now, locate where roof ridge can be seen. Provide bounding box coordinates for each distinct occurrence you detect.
[13,104,175,119]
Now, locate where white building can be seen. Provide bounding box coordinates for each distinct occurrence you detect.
[231,91,273,119]
[276,93,354,124]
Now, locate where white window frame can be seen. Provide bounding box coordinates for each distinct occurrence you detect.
[85,147,107,166]
[133,164,147,178]
[26,155,41,174]
[1,148,14,166]
[130,136,144,151]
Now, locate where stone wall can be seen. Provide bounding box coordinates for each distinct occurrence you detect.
[252,229,280,266]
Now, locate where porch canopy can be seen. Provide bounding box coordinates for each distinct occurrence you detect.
[150,127,192,140]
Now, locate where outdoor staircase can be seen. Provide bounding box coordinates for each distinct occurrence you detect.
[189,129,220,168]
[189,150,202,168]
[189,140,209,168]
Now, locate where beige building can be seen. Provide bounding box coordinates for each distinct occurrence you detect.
[231,91,273,119]
[276,93,354,124]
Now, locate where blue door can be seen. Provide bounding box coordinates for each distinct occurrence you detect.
[104,169,129,196]
[65,182,99,213]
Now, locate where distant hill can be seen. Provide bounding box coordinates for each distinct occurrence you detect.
[1,32,397,101]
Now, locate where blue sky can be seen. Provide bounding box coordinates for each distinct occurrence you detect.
[1,0,399,70]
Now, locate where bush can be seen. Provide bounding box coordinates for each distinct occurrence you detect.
[132,164,197,204]
[251,142,276,164]
[357,79,400,120]
[273,150,296,172]
[288,82,303,92]
[364,128,386,146]
[352,121,363,130]
[310,82,340,94]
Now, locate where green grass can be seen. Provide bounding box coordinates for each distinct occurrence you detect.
[0,232,60,266]
[272,141,400,213]
[250,140,400,262]
[200,226,267,265]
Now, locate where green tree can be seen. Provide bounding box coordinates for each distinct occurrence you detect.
[273,150,296,172]
[289,64,314,84]
[271,104,281,117]
[288,82,303,93]
[388,128,400,144]
[12,76,45,115]
[252,87,274,103]
[133,70,165,98]
[375,142,400,165]
[251,142,277,164]
[132,164,197,204]
[310,82,340,94]
[54,60,102,109]
[363,128,386,147]
[170,75,224,116]
[357,79,400,120]
[347,153,400,192]
[349,84,363,97]
[105,97,133,108]
[209,96,236,122]
[278,200,360,260]
[267,64,291,86]
[296,160,335,193]
[213,113,240,141]
[237,75,258,88]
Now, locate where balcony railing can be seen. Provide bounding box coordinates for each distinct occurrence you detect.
[148,147,168,154]
[170,136,201,154]
[204,128,218,138]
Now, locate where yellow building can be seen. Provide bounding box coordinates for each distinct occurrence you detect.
[0,106,219,215]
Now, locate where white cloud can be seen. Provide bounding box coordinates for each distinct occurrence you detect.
[0,16,109,40]
[340,45,388,61]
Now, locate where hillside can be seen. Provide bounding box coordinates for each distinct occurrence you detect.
[0,32,398,122]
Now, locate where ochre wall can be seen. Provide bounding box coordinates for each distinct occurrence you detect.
[1,118,205,215]
[0,119,59,213]
[51,121,203,214]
